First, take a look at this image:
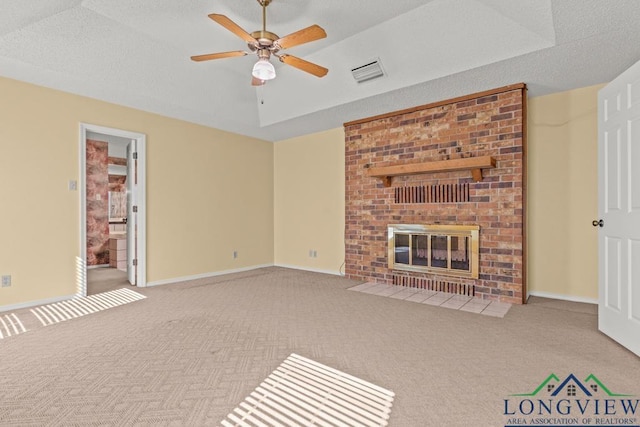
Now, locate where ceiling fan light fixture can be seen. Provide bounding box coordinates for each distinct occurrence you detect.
[252,58,276,81]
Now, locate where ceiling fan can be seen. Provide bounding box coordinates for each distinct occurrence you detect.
[191,0,328,86]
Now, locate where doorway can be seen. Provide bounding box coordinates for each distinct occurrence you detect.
[79,123,146,296]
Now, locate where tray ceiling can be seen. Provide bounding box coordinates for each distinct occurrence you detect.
[1,0,640,141]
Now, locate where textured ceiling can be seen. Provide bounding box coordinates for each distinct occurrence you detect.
[1,0,640,141]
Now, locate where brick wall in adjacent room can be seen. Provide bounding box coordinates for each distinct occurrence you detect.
[86,139,110,266]
[344,85,526,304]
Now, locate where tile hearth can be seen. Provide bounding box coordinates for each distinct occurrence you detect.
[347,282,512,318]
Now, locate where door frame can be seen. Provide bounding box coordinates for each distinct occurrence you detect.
[79,123,147,296]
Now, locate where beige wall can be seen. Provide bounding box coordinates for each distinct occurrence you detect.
[274,128,345,274]
[527,84,604,301]
[0,76,273,309]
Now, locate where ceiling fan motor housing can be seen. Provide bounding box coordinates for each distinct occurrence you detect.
[250,30,279,47]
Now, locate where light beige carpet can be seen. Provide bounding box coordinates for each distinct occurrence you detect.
[0,267,638,426]
[221,353,395,426]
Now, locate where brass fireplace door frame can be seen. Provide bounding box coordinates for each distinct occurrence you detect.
[388,224,480,279]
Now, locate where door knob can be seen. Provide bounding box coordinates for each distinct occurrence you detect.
[592,219,604,227]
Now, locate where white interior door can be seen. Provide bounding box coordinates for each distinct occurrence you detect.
[126,140,137,285]
[598,59,640,357]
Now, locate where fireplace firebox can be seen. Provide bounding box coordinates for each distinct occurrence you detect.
[388,224,479,279]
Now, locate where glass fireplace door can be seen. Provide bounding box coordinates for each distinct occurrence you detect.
[388,225,479,278]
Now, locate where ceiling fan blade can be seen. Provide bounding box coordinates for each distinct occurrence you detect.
[276,24,327,50]
[191,51,248,62]
[251,76,266,86]
[279,54,328,78]
[208,14,257,44]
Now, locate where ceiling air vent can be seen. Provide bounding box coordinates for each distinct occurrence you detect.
[351,59,385,83]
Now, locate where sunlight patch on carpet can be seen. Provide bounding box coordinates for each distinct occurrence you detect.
[30,288,146,327]
[221,353,395,427]
[0,313,27,339]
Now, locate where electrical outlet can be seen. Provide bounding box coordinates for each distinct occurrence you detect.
[313,250,318,258]
[1,275,11,287]
[233,250,238,259]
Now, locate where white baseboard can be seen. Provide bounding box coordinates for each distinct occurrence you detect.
[527,291,597,305]
[145,264,275,287]
[88,264,110,270]
[274,263,345,277]
[0,294,76,314]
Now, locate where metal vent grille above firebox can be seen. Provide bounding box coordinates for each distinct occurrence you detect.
[394,183,470,204]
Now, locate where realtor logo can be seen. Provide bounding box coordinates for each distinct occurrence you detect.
[503,373,639,427]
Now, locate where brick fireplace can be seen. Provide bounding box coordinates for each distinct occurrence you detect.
[344,84,526,304]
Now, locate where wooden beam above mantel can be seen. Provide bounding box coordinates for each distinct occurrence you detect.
[366,156,496,187]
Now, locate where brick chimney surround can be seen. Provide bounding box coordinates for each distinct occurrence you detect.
[344,84,526,304]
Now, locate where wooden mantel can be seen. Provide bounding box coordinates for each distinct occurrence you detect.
[366,156,496,187]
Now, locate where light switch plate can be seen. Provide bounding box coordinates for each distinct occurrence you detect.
[1,275,11,287]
